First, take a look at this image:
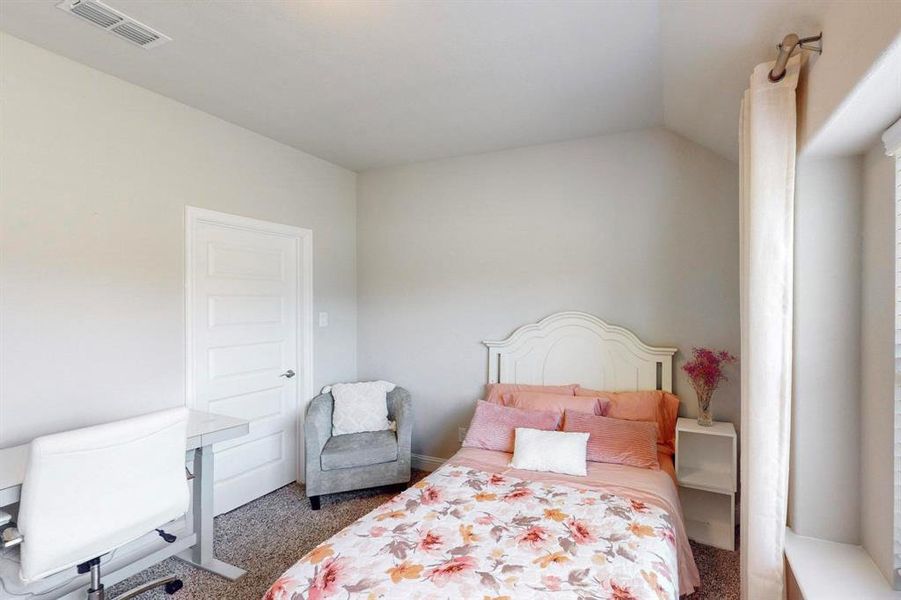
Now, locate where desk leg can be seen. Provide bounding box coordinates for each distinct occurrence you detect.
[176,445,246,580]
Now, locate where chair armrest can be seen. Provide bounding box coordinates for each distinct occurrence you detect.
[387,387,413,453]
[304,393,333,462]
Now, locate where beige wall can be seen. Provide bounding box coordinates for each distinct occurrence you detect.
[860,141,896,582]
[357,128,740,459]
[800,1,901,152]
[0,33,358,447]
[790,156,862,544]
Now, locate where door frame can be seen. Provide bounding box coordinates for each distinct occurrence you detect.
[184,206,313,483]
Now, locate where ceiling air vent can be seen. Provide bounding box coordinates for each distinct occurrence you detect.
[57,0,171,49]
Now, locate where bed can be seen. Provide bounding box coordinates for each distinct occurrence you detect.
[265,312,701,599]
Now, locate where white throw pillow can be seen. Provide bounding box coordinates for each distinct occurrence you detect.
[330,381,395,436]
[509,427,589,476]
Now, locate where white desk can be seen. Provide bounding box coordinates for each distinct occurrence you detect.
[0,445,28,508]
[0,410,249,582]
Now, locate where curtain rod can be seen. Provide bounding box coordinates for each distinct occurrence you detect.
[768,32,823,82]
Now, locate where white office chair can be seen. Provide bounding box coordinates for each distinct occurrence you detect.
[0,408,190,600]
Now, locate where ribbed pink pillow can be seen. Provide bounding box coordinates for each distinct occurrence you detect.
[502,391,611,418]
[484,383,578,405]
[463,401,561,453]
[562,410,660,470]
[576,388,679,455]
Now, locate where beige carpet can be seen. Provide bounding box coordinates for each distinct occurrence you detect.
[110,470,739,599]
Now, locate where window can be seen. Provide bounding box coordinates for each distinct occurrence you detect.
[887,117,901,589]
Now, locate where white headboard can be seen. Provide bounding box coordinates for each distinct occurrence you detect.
[483,312,677,392]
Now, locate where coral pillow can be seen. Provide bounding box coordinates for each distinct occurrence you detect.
[563,410,660,470]
[462,401,560,453]
[659,393,681,455]
[510,428,589,476]
[484,383,577,405]
[575,388,678,455]
[501,391,610,418]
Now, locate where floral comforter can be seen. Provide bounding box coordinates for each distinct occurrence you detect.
[265,463,683,600]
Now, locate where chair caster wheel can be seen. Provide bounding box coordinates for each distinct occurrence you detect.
[164,580,183,595]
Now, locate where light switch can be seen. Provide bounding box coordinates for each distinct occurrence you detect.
[318,312,329,327]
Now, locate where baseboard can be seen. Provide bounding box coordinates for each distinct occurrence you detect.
[412,453,446,472]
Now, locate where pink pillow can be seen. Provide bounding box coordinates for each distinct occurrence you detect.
[575,388,678,455]
[463,401,560,453]
[502,391,610,417]
[484,383,577,405]
[563,410,660,470]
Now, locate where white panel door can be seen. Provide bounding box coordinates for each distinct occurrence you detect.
[187,208,311,515]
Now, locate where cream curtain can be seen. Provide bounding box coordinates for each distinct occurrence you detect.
[739,55,800,600]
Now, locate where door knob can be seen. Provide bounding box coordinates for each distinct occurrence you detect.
[279,369,296,379]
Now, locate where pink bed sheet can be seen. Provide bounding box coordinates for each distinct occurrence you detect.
[449,446,700,596]
[659,452,677,484]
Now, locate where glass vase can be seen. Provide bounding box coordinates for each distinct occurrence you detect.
[696,390,714,427]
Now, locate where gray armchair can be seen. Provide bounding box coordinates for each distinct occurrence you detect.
[304,387,412,510]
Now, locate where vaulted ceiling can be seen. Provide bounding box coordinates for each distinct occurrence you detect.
[0,0,834,170]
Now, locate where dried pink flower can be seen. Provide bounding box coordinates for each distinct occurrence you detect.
[681,347,736,398]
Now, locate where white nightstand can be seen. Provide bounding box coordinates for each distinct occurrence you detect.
[675,417,737,551]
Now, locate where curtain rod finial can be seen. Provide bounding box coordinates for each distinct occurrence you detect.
[768,32,823,82]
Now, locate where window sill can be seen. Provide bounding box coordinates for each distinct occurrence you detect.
[784,528,900,599]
